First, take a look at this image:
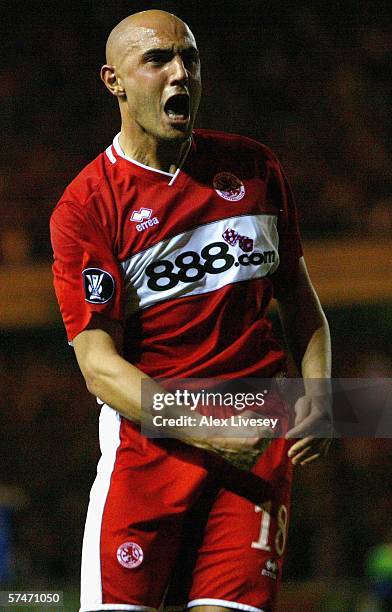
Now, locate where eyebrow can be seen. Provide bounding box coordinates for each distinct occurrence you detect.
[142,46,200,60]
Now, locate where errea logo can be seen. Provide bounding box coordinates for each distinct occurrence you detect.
[130,208,159,232]
[261,559,278,580]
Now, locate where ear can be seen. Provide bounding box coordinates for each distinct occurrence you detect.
[100,65,125,97]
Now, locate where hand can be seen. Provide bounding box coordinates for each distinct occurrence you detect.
[285,394,332,466]
[188,410,275,470]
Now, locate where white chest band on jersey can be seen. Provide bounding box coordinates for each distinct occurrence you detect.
[121,214,279,313]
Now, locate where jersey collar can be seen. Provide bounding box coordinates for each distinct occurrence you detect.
[108,133,192,186]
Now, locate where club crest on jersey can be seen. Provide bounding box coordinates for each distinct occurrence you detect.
[130,207,160,232]
[213,172,245,201]
[116,541,144,569]
[82,268,114,304]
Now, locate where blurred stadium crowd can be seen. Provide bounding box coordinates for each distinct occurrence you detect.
[0,0,391,605]
[0,0,390,264]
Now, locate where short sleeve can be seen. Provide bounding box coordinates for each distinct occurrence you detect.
[50,200,125,342]
[267,161,303,299]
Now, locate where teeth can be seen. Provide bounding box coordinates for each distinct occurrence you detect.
[167,110,185,119]
[164,94,189,120]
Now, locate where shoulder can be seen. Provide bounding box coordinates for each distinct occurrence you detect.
[193,128,280,166]
[57,152,109,208]
[50,151,112,227]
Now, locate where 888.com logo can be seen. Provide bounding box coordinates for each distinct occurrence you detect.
[145,241,276,292]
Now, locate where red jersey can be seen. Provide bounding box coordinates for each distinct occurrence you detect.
[50,129,302,380]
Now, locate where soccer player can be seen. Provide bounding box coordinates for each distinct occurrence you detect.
[50,10,331,612]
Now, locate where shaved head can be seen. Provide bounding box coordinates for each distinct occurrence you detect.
[106,10,196,65]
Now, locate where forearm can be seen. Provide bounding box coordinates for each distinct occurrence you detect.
[76,336,208,445]
[301,320,331,378]
[74,328,281,467]
[299,319,331,398]
[73,325,169,426]
[279,260,333,460]
[279,301,330,376]
[82,350,153,423]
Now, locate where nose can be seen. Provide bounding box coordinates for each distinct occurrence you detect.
[169,54,188,85]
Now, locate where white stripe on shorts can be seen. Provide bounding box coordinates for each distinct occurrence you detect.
[80,404,122,611]
[187,599,266,612]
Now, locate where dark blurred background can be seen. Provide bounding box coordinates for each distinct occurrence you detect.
[0,1,391,610]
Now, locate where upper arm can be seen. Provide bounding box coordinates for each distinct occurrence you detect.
[277,256,321,304]
[276,256,326,331]
[276,257,331,376]
[50,200,125,343]
[266,159,303,301]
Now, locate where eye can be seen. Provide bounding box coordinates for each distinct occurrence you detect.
[145,52,172,65]
[147,58,162,66]
[181,50,199,69]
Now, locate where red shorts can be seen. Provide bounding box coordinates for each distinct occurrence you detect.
[80,405,293,612]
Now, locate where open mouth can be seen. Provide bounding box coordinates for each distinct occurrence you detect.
[164,94,190,121]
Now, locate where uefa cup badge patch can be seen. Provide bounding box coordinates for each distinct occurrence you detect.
[116,541,144,569]
[82,268,115,304]
[213,171,245,201]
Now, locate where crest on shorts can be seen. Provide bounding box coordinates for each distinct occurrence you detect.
[116,541,144,569]
[213,172,245,201]
[82,268,114,304]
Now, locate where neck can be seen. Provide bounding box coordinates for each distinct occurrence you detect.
[118,128,190,175]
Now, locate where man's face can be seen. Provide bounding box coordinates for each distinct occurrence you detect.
[115,20,201,143]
